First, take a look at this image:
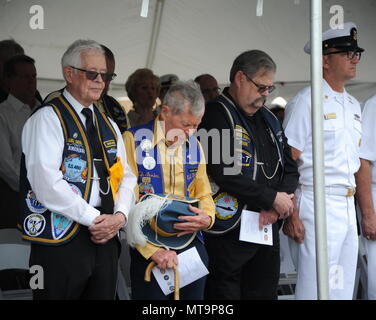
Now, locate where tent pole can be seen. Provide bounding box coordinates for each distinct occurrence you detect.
[146,0,165,69]
[310,0,330,300]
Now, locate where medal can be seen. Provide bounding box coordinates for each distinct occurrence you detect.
[140,139,152,152]
[143,156,156,170]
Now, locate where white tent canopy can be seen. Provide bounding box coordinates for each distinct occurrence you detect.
[1,0,375,102]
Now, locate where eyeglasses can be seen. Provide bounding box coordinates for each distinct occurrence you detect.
[243,72,275,94]
[324,50,362,60]
[70,66,117,82]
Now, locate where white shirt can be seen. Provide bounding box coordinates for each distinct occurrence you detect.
[283,79,362,188]
[359,94,376,186]
[0,94,39,191]
[21,89,137,226]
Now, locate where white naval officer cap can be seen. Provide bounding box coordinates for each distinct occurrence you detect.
[160,74,179,87]
[304,22,364,54]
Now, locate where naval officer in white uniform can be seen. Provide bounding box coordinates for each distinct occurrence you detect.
[355,93,376,300]
[282,22,364,300]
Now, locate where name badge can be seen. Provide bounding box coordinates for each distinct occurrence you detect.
[324,113,337,120]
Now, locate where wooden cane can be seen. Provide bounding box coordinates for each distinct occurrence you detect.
[144,261,180,300]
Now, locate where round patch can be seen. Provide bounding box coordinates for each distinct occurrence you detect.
[140,139,152,152]
[214,193,238,221]
[143,156,156,170]
[24,213,46,237]
[25,190,47,214]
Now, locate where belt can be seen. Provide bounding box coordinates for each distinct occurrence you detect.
[301,185,355,197]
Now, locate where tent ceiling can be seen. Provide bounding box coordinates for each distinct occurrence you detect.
[1,0,375,85]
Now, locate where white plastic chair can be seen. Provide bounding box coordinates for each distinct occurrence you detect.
[0,229,32,300]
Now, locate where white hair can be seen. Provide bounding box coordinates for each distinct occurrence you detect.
[163,80,205,116]
[61,39,104,77]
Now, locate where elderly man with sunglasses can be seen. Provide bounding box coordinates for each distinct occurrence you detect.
[20,39,136,299]
[198,50,299,299]
[283,22,364,300]
[43,44,129,133]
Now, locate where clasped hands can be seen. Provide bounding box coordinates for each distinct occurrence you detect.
[89,212,125,244]
[258,192,295,230]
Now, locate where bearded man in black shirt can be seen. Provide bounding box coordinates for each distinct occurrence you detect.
[198,50,299,300]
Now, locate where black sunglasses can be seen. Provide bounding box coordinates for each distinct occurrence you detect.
[324,50,362,60]
[243,72,275,94]
[70,66,117,82]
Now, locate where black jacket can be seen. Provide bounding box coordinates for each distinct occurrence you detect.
[198,88,299,213]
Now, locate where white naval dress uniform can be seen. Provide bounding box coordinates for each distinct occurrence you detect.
[359,94,376,300]
[283,80,362,300]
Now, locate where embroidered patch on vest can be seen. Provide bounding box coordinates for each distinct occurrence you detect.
[107,148,117,154]
[24,213,46,237]
[214,193,239,221]
[67,141,85,154]
[61,154,88,183]
[104,140,116,148]
[139,183,155,196]
[25,190,47,214]
[51,212,73,240]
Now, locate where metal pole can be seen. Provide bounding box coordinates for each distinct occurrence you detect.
[310,0,330,300]
[146,0,165,69]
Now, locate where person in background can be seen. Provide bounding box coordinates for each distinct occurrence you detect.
[194,73,221,103]
[0,39,25,103]
[158,73,179,103]
[125,68,160,127]
[270,105,285,123]
[0,54,40,228]
[95,45,130,133]
[355,92,376,300]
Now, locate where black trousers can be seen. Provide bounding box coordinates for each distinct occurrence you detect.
[204,224,280,300]
[30,226,120,300]
[130,238,208,300]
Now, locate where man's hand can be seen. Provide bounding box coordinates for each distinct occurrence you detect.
[355,159,376,241]
[283,209,305,243]
[273,192,294,217]
[89,212,125,244]
[173,205,212,237]
[259,209,279,230]
[362,213,376,241]
[150,248,178,270]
